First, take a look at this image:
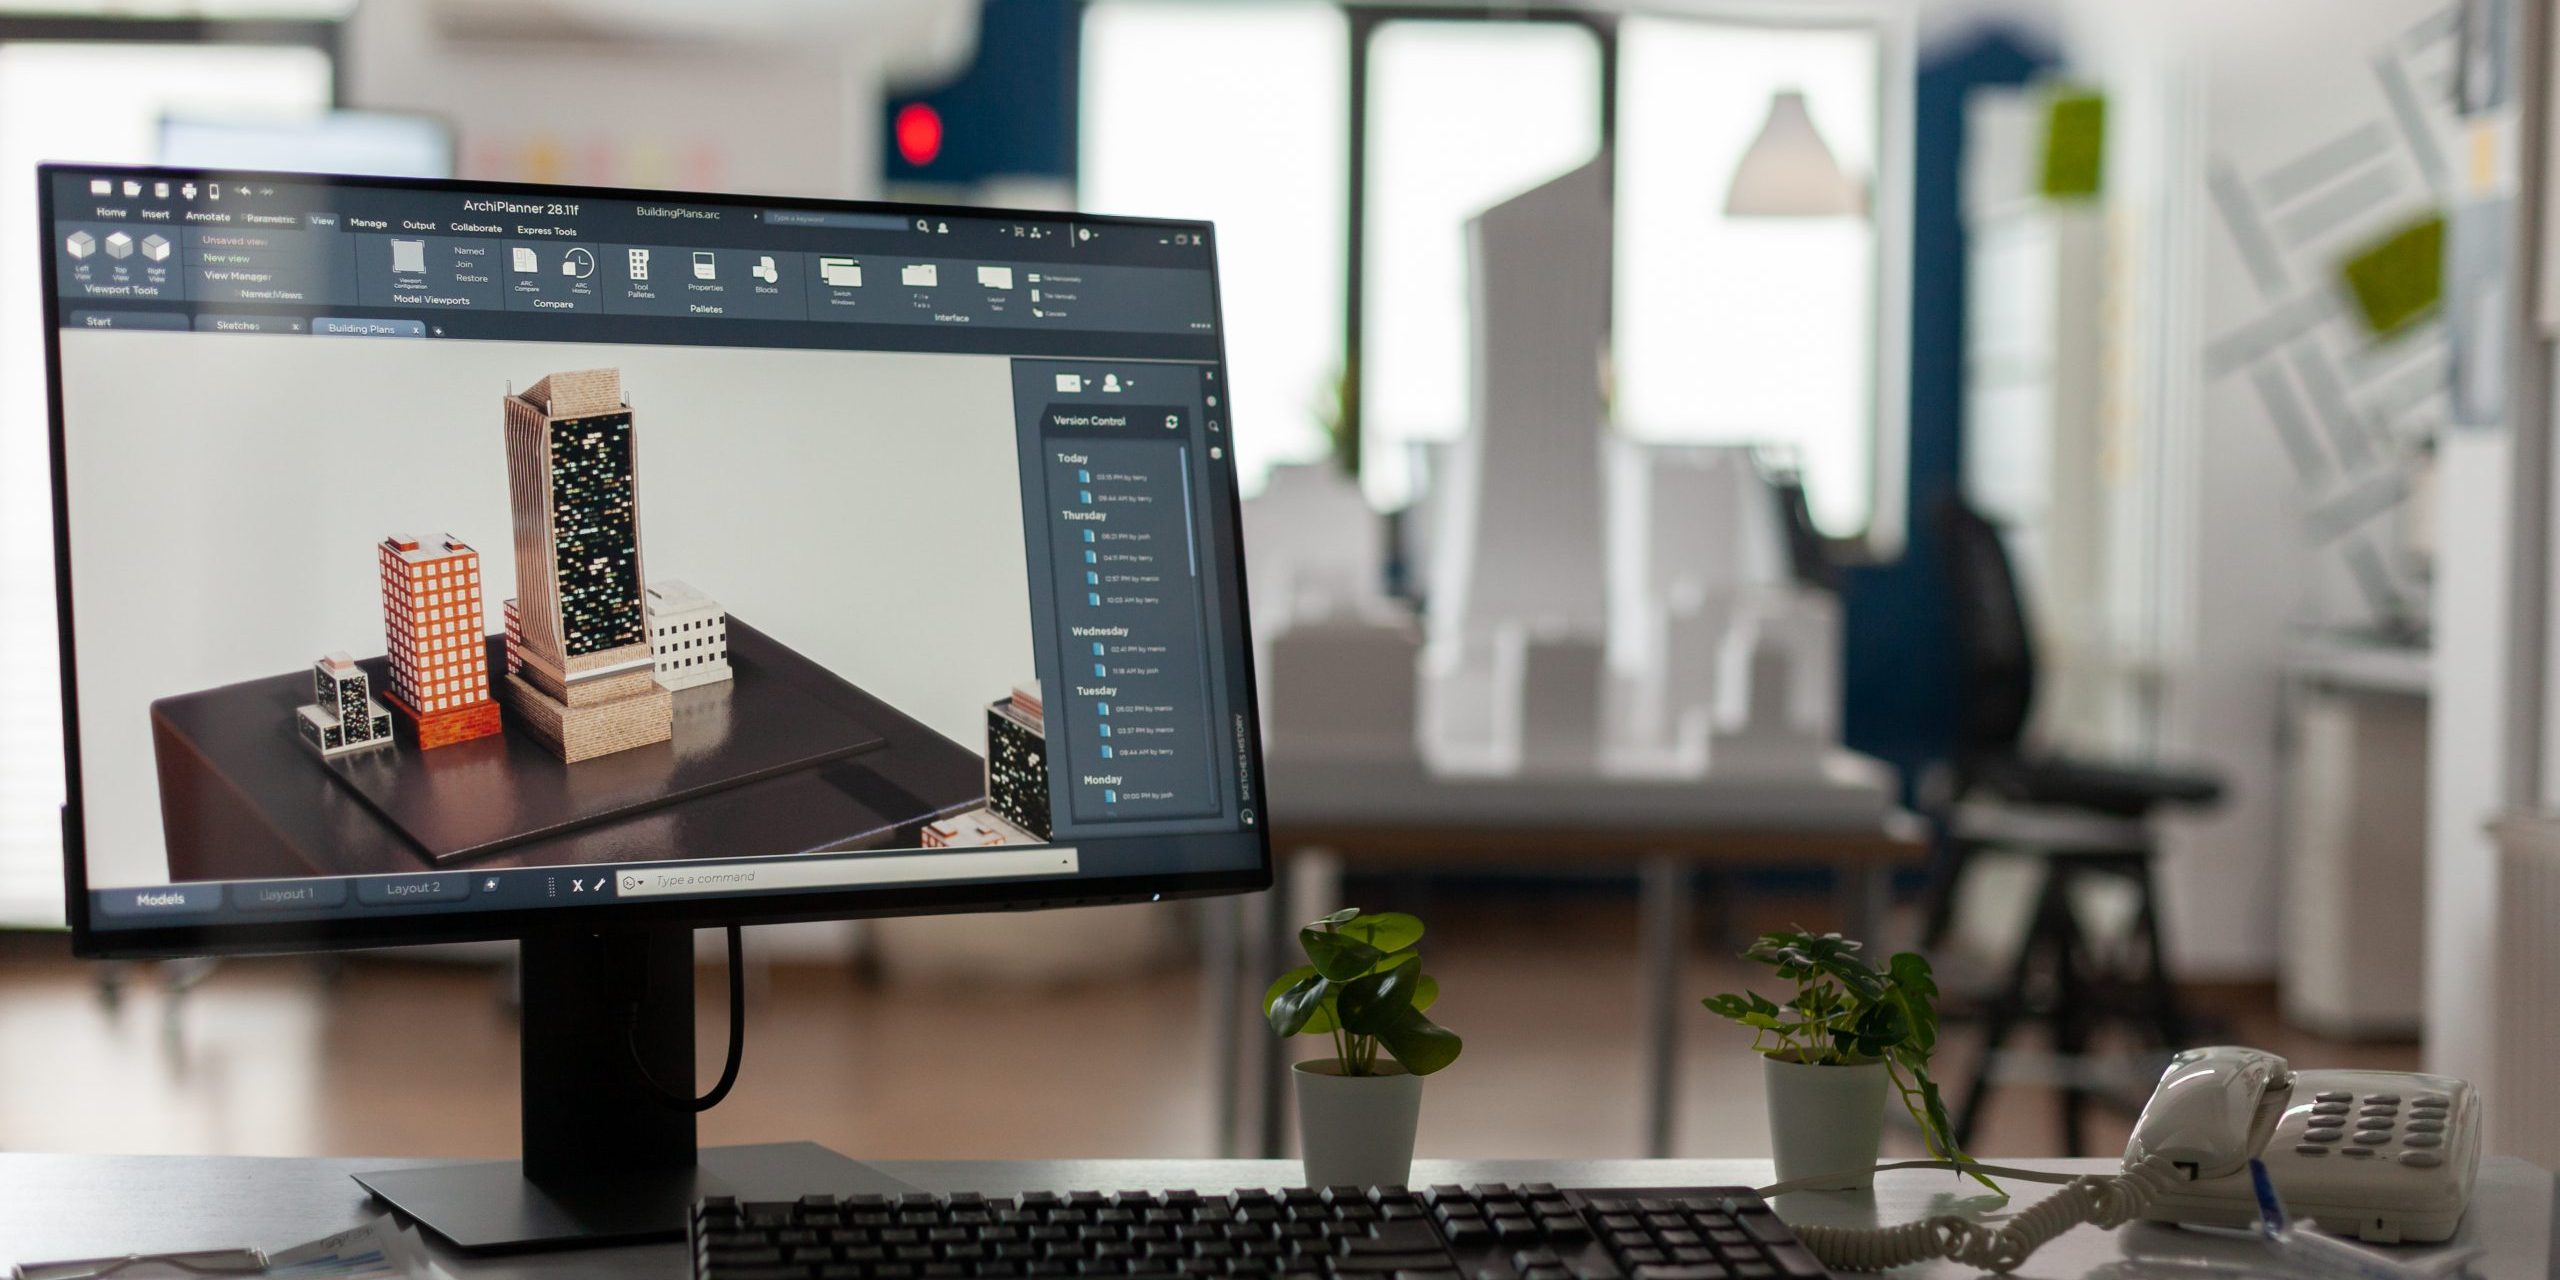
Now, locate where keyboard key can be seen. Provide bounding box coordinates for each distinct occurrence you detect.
[1327,1255,1455,1274]
[1346,1223,1443,1255]
[1732,1213,1790,1246]
[1760,1245,1824,1279]
[1632,1266,1730,1280]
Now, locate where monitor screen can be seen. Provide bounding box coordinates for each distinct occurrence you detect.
[40,166,1269,956]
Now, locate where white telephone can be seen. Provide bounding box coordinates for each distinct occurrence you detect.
[2123,1046,2482,1243]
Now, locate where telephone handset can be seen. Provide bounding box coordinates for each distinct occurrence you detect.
[2124,1046,2482,1243]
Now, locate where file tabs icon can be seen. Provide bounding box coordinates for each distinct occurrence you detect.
[901,263,938,287]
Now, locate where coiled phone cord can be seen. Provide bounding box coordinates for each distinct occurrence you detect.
[1758,1154,2189,1273]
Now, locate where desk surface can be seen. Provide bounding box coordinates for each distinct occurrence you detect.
[1,1155,2548,1280]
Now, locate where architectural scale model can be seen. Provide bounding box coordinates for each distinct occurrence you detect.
[378,533,503,749]
[985,682,1051,841]
[500,368,673,763]
[920,808,1035,848]
[294,652,394,758]
[645,579,732,692]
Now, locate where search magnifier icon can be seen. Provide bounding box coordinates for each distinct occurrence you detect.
[915,218,929,232]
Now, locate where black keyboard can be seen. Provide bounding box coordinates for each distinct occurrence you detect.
[691,1184,1830,1280]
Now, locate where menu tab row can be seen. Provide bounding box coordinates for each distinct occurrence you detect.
[54,227,1214,336]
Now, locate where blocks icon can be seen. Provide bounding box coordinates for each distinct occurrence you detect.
[104,231,133,259]
[140,234,171,263]
[64,231,94,259]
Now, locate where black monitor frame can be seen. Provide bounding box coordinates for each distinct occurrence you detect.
[42,164,1274,962]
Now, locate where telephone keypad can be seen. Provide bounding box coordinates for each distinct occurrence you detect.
[2405,1134,2443,1149]
[2304,1128,2343,1143]
[2400,1150,2444,1168]
[2314,1091,2353,1103]
[2408,1119,2446,1134]
[2352,1132,2391,1145]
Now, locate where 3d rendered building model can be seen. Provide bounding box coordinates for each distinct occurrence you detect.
[500,368,674,763]
[645,579,733,692]
[925,683,1052,848]
[294,652,395,758]
[986,682,1051,841]
[378,533,503,749]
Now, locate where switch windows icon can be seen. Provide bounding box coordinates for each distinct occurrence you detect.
[819,256,862,287]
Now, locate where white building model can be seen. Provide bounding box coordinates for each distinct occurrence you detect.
[644,579,732,692]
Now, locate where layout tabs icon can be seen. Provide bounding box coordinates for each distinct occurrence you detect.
[977,265,1015,289]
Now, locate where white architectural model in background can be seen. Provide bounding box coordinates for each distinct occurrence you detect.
[1417,159,1614,777]
[1247,157,1846,784]
[643,579,732,692]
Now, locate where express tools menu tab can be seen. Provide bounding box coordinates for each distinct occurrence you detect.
[1024,380,1225,826]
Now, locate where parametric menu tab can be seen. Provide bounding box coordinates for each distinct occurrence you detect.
[45,170,1219,357]
[1010,359,1246,833]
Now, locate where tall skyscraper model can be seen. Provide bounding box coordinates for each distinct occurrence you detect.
[500,368,673,763]
[379,533,503,748]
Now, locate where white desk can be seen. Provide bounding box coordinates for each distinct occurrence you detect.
[1,1154,2548,1280]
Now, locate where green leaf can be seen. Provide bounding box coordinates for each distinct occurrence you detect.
[1316,907,1361,927]
[1337,911,1424,953]
[1375,1004,1463,1075]
[1337,960,1423,1035]
[1265,971,1330,1038]
[1301,926,1385,981]
[1410,973,1441,1014]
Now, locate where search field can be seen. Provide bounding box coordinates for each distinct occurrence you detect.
[760,209,917,232]
[613,846,1079,897]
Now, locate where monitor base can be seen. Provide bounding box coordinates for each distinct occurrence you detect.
[355,1140,917,1252]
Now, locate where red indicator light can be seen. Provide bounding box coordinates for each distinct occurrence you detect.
[896,102,944,168]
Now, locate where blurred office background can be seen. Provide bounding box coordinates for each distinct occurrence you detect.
[6,0,2559,1167]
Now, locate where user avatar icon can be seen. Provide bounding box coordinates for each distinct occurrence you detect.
[1102,374,1121,392]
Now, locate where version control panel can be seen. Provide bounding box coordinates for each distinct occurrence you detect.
[1009,358,1250,836]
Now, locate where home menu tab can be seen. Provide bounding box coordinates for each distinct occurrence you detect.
[47,168,1218,356]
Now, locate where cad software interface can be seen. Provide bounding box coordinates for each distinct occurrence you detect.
[44,168,1263,933]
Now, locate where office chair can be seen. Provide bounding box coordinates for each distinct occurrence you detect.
[1922,496,2223,1155]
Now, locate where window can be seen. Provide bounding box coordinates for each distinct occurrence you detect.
[1358,17,1604,506]
[1614,16,1889,537]
[0,33,332,926]
[1082,0,1348,497]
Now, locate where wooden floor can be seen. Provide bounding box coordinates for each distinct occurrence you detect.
[0,898,2414,1163]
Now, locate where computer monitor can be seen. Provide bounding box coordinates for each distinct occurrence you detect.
[39,164,1271,1248]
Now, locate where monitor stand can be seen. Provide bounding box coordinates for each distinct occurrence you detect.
[354,927,916,1252]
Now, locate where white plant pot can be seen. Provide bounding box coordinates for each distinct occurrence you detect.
[1294,1060,1423,1188]
[1762,1055,1888,1190]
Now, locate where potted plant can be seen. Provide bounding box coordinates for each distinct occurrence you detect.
[1264,908,1462,1186]
[1703,929,1994,1193]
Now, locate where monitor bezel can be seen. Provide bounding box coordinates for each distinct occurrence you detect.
[41,162,1275,960]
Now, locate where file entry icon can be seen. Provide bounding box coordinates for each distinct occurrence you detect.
[901,263,938,287]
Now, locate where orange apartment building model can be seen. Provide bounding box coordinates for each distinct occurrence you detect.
[378,533,503,748]
[500,368,674,763]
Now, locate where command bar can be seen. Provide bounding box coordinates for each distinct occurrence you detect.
[612,846,1079,897]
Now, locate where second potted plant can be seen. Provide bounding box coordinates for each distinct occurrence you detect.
[1704,929,1994,1193]
[1264,907,1462,1187]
